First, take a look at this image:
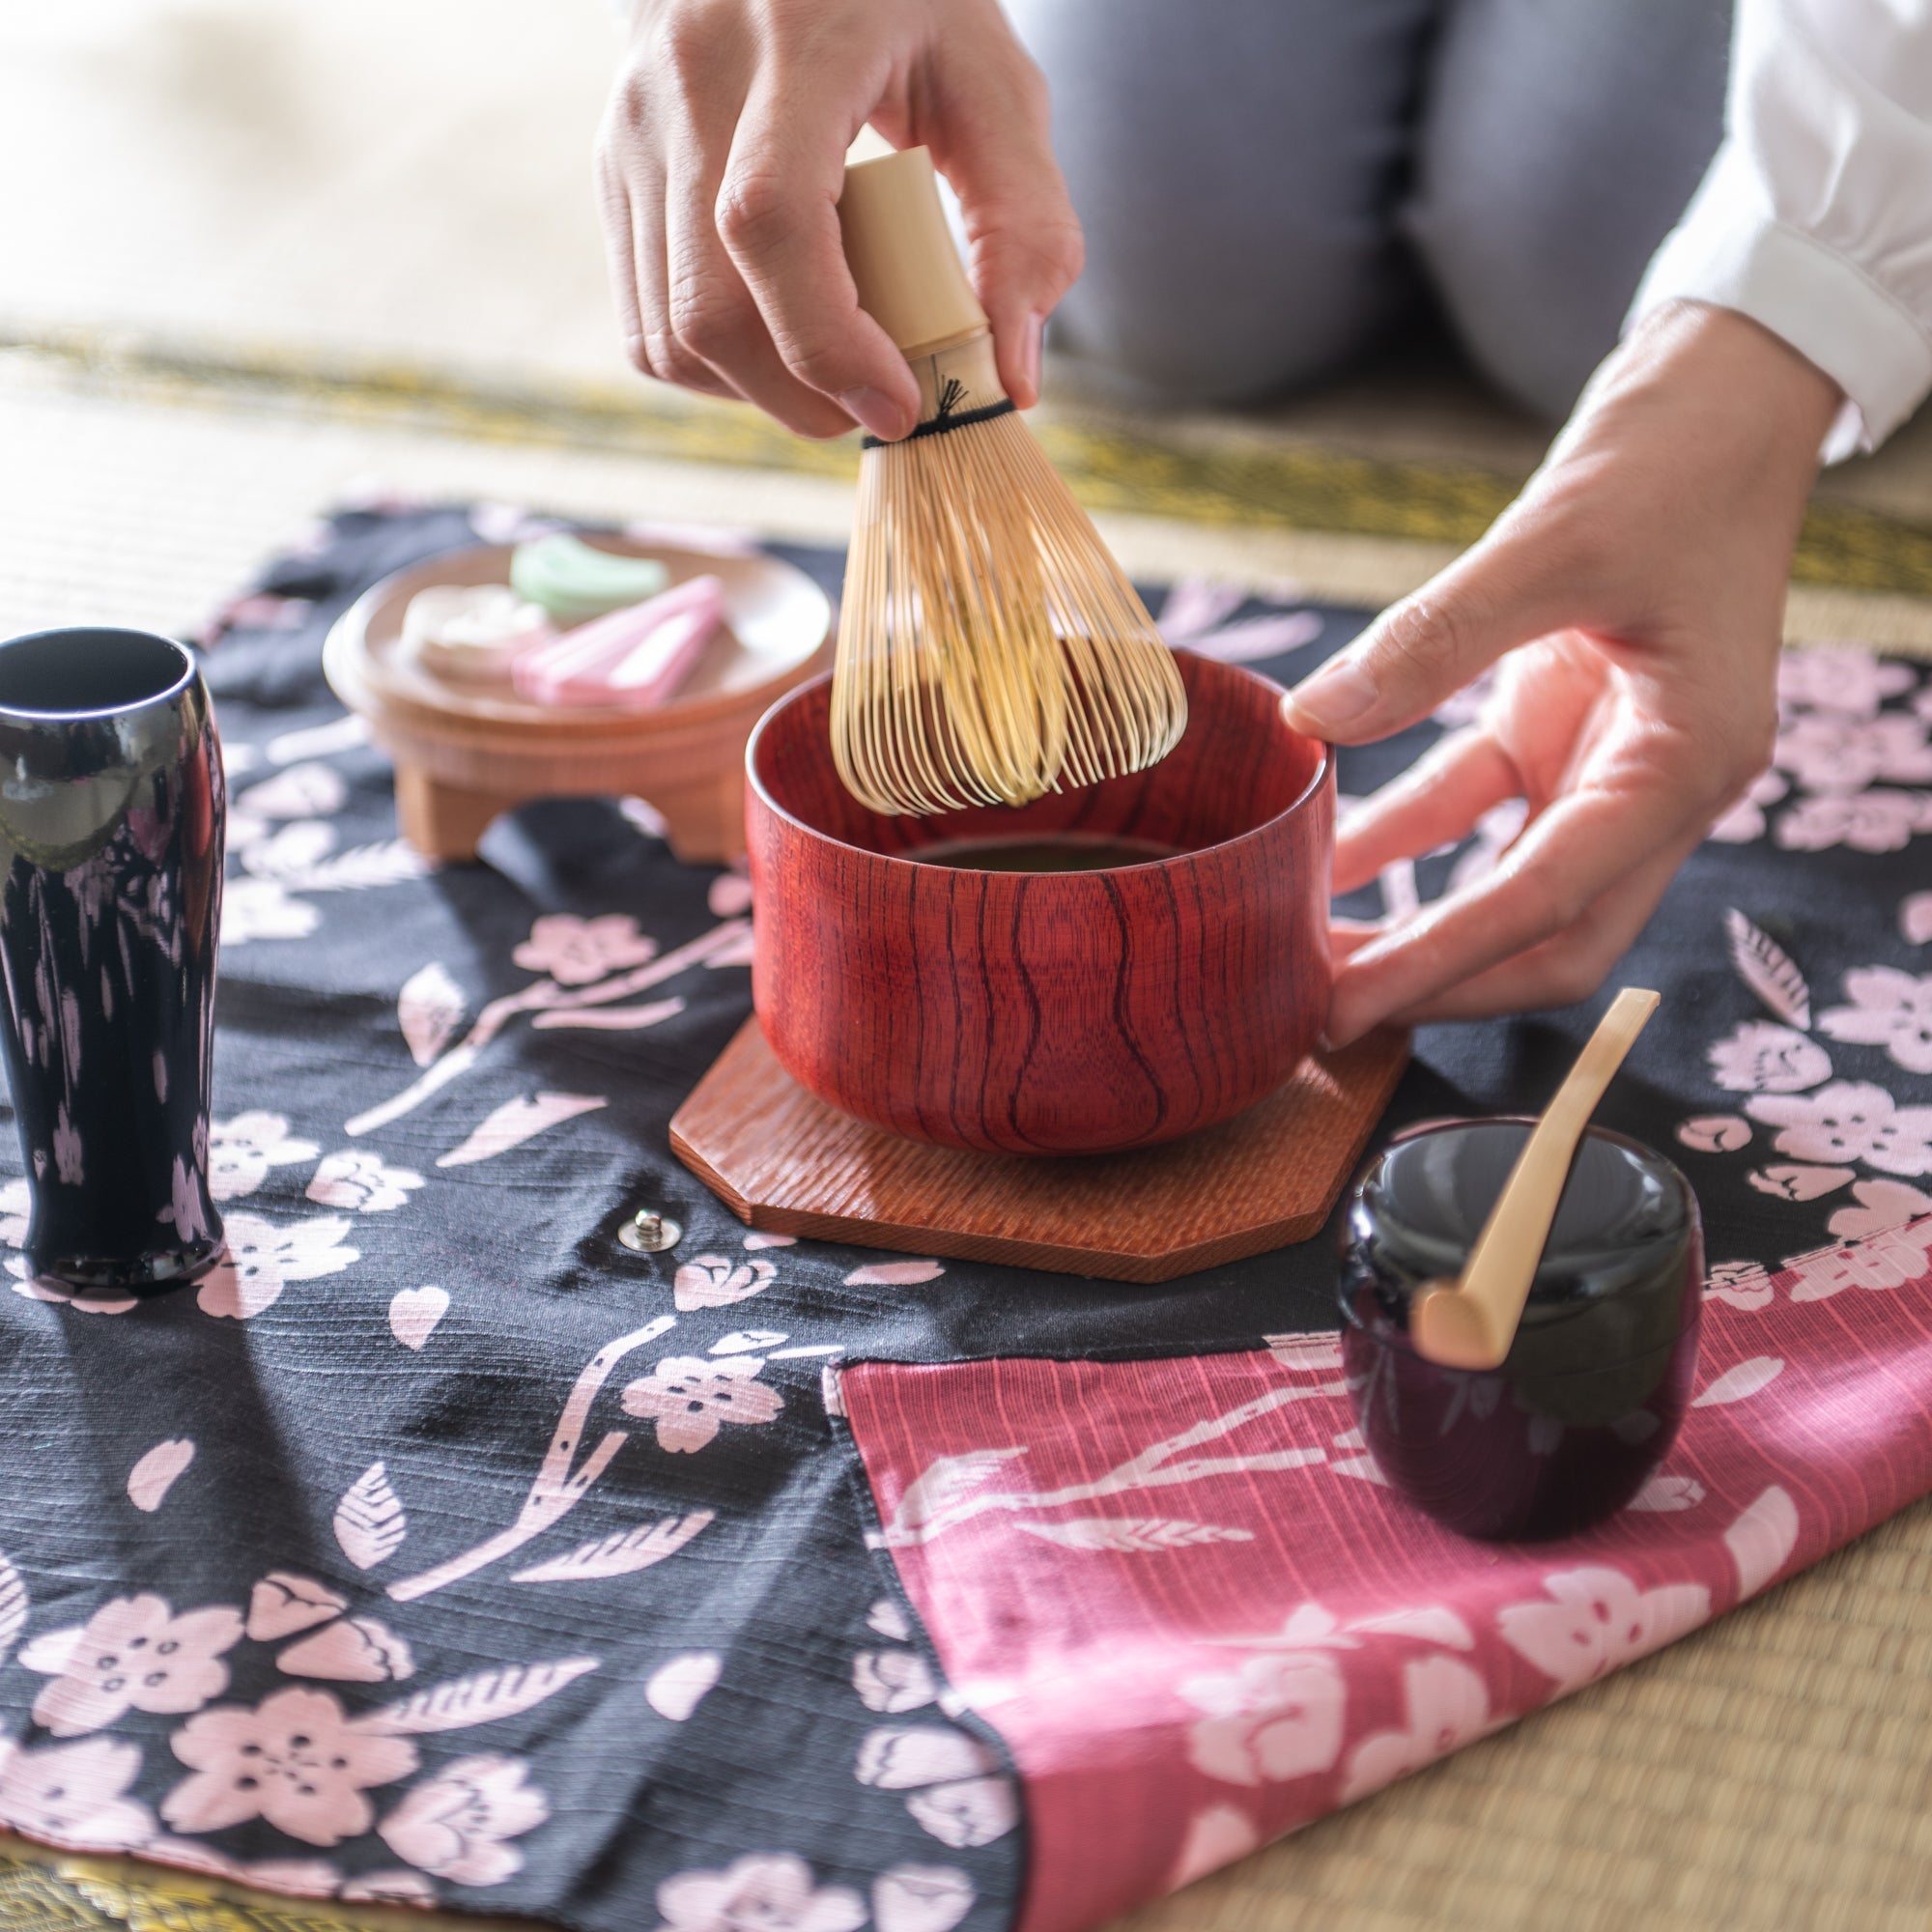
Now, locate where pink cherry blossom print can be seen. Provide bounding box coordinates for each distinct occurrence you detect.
[307,1151,426,1213]
[236,760,348,820]
[1725,1487,1801,1598]
[22,1595,244,1736]
[1341,1655,1492,1802]
[1704,1261,1776,1311]
[1828,1179,1932,1239]
[868,1600,913,1642]
[341,1870,440,1905]
[1168,1805,1261,1890]
[1819,967,1932,1074]
[905,1776,1018,1848]
[1903,892,1932,946]
[1495,1567,1710,1695]
[645,1652,723,1722]
[854,1651,938,1714]
[1178,1651,1347,1786]
[1706,1022,1831,1095]
[163,1686,419,1845]
[621,1355,783,1452]
[1784,1219,1932,1299]
[856,1727,997,1791]
[127,1439,196,1512]
[655,1853,867,1932]
[1773,713,1932,792]
[673,1254,778,1311]
[1746,1165,1855,1202]
[1776,789,1927,854]
[195,1212,358,1320]
[0,1735,155,1851]
[388,1285,450,1350]
[1706,768,1788,844]
[708,872,754,918]
[278,1615,415,1684]
[221,877,322,947]
[208,1112,322,1203]
[0,1178,27,1246]
[248,1573,348,1642]
[1264,1332,1345,1375]
[513,914,657,985]
[1677,1116,1753,1154]
[1776,644,1916,718]
[1746,1082,1932,1176]
[376,1753,548,1886]
[871,1863,976,1932]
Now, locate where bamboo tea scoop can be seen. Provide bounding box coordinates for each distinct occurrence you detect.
[1410,987,1662,1371]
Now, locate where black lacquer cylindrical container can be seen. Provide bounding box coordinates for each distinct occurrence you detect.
[1339,1119,1703,1540]
[0,630,226,1295]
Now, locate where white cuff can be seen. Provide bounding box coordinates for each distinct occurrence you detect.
[1628,146,1932,460]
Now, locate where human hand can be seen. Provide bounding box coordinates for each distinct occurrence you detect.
[596,0,1083,442]
[1286,301,1843,1045]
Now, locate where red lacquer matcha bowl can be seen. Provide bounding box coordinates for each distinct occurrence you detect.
[745,650,1334,1155]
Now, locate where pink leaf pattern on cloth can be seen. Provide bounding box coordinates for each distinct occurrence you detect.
[0,1553,25,1668]
[1904,892,1932,946]
[1723,910,1811,1028]
[840,1250,1932,1932]
[127,1439,196,1513]
[654,1852,867,1932]
[21,1595,243,1736]
[0,1735,156,1852]
[397,962,465,1066]
[162,1686,418,1846]
[352,1657,599,1736]
[509,1510,714,1583]
[376,1753,548,1886]
[844,1261,947,1287]
[436,1093,607,1169]
[333,1463,408,1571]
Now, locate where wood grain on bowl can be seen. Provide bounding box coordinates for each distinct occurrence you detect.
[747,651,1334,1156]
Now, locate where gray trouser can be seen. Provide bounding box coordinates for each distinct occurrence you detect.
[1005,0,1731,419]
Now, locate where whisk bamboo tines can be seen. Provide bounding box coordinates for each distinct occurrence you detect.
[834,146,1187,817]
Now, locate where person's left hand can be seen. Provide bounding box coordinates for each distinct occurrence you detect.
[1284,300,1844,1046]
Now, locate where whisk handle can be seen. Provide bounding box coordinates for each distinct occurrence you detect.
[838,145,990,360]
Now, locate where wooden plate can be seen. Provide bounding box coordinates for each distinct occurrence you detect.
[323,537,832,864]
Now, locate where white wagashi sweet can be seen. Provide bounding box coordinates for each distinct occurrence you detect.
[401,584,555,684]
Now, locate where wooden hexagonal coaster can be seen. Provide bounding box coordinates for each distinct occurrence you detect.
[669,1019,1410,1283]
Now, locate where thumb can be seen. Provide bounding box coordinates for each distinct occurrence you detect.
[932,63,1084,409]
[1282,538,1576,745]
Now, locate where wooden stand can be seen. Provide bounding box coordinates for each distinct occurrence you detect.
[323,540,831,864]
[670,1018,1410,1282]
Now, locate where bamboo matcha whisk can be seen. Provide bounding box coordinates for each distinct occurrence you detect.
[833,146,1187,818]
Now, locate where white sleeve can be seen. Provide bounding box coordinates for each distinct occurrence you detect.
[1628,0,1932,459]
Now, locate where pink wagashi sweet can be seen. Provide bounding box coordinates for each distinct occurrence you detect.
[511,575,725,712]
[401,585,555,685]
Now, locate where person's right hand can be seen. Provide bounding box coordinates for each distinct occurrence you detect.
[597,0,1082,443]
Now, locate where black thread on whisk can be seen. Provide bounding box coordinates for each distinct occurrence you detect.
[861,397,1016,449]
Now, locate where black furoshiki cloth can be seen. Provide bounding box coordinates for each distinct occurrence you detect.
[0,502,1926,1932]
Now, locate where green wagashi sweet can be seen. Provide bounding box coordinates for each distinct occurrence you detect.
[510,533,670,627]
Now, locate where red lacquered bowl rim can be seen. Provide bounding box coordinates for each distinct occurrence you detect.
[743,651,1332,872]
